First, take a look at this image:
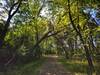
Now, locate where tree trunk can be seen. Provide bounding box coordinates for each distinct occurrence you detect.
[0,1,22,48]
[67,0,94,72]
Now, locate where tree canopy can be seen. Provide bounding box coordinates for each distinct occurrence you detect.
[0,0,100,74]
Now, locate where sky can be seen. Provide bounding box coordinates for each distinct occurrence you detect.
[83,7,100,26]
[0,0,8,21]
[1,0,100,26]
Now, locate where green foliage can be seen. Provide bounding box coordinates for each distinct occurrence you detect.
[0,0,100,73]
[59,58,99,74]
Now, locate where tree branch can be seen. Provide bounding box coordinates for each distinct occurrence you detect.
[8,2,18,16]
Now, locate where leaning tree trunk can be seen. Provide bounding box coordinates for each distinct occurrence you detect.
[67,0,94,73]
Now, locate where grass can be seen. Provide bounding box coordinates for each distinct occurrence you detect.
[59,58,100,75]
[59,58,88,73]
[0,58,44,75]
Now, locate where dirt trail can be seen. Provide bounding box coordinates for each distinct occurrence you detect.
[36,55,73,75]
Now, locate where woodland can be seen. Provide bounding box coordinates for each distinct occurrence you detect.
[0,0,100,75]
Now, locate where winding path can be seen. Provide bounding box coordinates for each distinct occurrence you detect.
[36,55,73,75]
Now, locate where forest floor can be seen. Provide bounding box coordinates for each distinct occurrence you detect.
[36,55,73,75]
[0,55,98,75]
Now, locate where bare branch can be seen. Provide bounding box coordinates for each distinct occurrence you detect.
[8,2,18,16]
[37,0,45,17]
[11,1,22,17]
